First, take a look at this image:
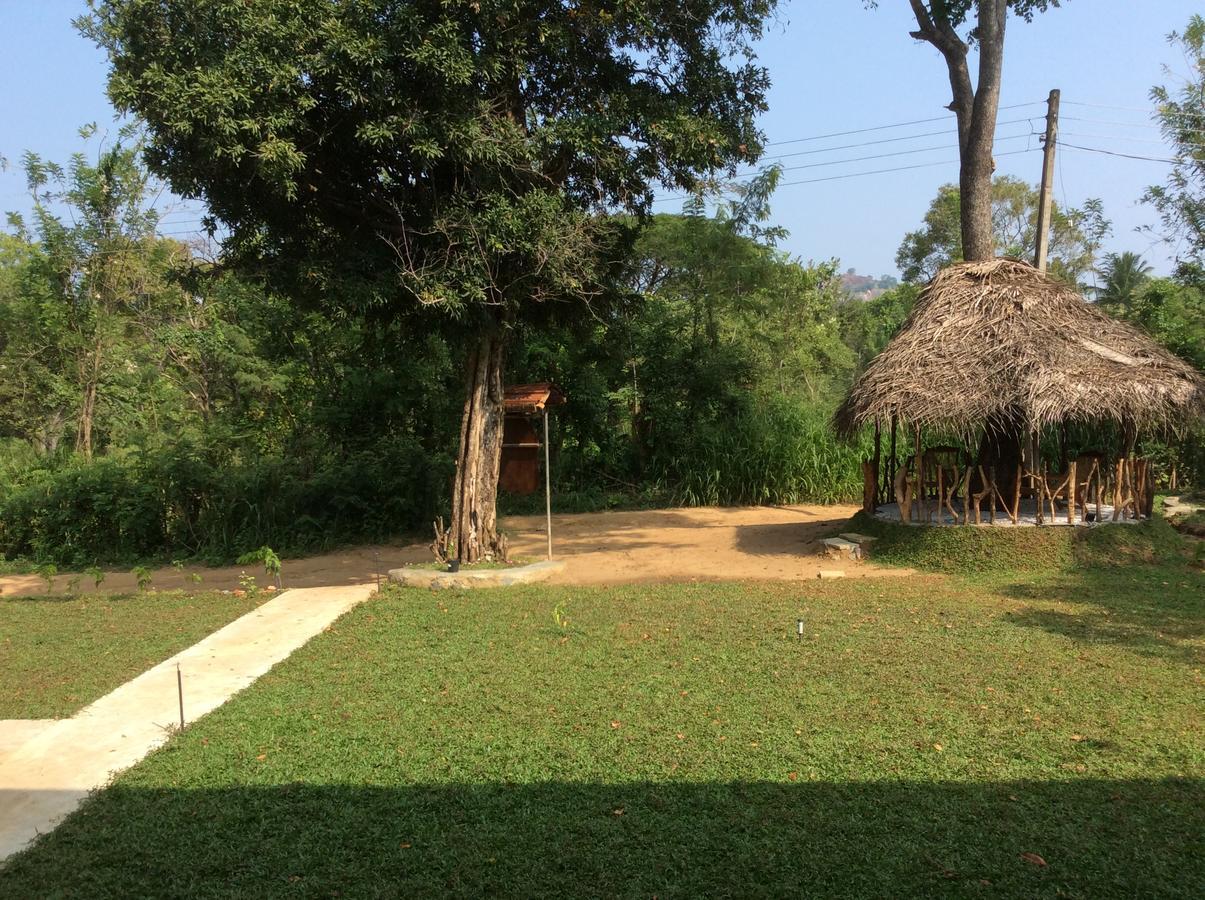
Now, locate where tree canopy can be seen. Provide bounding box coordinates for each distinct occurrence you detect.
[895,176,1108,286]
[1145,14,1205,270]
[81,0,776,323]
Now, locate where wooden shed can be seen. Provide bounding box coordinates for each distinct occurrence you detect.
[501,383,566,494]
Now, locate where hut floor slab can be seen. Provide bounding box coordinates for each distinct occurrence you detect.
[874,498,1140,527]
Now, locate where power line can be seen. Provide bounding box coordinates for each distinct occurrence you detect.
[1062,115,1162,130]
[754,116,1042,166]
[762,100,1043,147]
[731,133,1034,182]
[1063,99,1205,121]
[1059,142,1181,164]
[654,147,1038,202]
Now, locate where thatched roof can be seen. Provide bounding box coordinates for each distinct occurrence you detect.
[835,258,1205,437]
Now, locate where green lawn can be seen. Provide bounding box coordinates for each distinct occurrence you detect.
[0,590,266,718]
[1,564,1201,897]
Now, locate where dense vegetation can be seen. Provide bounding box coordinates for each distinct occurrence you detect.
[0,135,1202,567]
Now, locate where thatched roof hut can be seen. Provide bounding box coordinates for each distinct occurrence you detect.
[835,258,1205,438]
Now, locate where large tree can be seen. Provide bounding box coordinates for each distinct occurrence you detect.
[83,0,776,561]
[881,1,1061,261]
[896,175,1108,285]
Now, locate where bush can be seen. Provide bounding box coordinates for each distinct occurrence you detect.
[0,438,451,567]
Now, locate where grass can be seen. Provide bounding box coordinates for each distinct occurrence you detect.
[847,510,1194,575]
[0,590,266,718]
[1,561,1201,897]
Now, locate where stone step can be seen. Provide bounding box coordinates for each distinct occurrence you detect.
[821,537,862,560]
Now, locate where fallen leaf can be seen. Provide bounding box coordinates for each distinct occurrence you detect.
[612,807,624,816]
[256,753,267,761]
[933,743,944,752]
[675,733,685,740]
[788,772,798,781]
[399,843,411,849]
[610,720,622,729]
[1070,734,1085,742]
[1020,852,1047,867]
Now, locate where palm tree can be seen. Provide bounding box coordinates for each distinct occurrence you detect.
[1097,252,1153,309]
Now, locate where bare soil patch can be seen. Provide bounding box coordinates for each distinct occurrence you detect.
[0,504,907,596]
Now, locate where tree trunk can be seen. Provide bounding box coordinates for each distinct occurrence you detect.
[909,0,1007,262]
[448,333,507,563]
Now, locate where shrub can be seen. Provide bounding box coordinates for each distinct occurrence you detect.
[0,437,451,567]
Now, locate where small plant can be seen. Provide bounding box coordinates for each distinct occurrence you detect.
[171,559,185,572]
[66,575,82,594]
[237,546,282,588]
[187,572,203,585]
[86,566,106,590]
[36,563,58,594]
[132,565,153,593]
[237,570,258,595]
[553,602,570,630]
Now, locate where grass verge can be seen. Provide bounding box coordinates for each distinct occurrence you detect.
[847,510,1194,575]
[1,566,1200,896]
[0,590,266,718]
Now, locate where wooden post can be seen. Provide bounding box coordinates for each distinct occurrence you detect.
[1033,88,1061,273]
[1113,458,1124,521]
[862,461,877,515]
[543,409,553,559]
[1067,460,1077,525]
[872,419,882,508]
[1012,462,1022,525]
[988,465,997,524]
[887,416,898,503]
[914,427,926,524]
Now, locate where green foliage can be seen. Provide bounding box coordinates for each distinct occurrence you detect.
[0,438,446,567]
[895,177,1109,287]
[237,546,282,581]
[131,565,152,592]
[83,0,776,330]
[35,563,58,593]
[1145,14,1205,268]
[655,398,869,506]
[1096,252,1154,307]
[85,566,105,590]
[838,283,920,369]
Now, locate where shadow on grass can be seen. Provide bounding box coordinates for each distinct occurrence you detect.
[2,778,1201,897]
[1003,565,1204,665]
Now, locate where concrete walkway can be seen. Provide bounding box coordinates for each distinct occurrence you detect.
[0,583,375,864]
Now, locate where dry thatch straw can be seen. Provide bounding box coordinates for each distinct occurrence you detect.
[834,258,1205,438]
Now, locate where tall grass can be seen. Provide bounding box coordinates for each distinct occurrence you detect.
[651,398,870,507]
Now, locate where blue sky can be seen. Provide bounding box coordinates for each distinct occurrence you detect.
[0,0,1197,277]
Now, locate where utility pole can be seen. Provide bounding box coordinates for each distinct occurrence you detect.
[1033,88,1060,273]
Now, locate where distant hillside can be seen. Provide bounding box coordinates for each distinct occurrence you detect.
[840,269,898,300]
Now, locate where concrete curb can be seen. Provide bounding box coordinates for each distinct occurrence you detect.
[388,559,566,590]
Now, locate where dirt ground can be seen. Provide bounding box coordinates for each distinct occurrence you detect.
[0,503,908,597]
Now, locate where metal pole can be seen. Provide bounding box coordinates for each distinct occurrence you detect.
[176,663,184,730]
[543,409,553,559]
[1033,88,1060,273]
